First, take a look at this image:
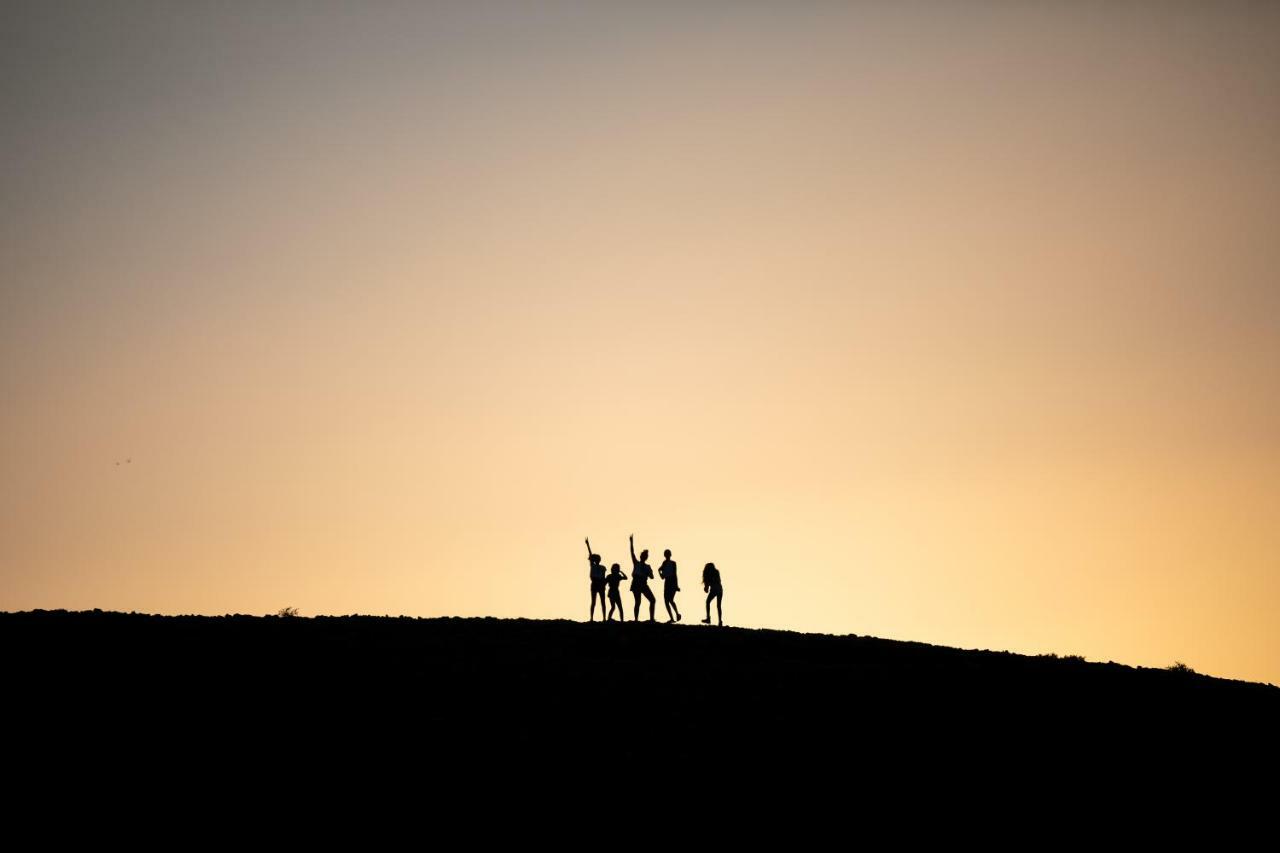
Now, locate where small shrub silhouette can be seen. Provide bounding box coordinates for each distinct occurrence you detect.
[1167,661,1196,675]
[277,606,300,618]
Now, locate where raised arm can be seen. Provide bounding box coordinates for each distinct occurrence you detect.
[585,537,593,559]
[629,534,637,565]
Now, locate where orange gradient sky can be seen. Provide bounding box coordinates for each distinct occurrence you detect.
[2,2,1278,685]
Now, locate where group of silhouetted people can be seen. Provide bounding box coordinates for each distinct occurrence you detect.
[586,536,724,626]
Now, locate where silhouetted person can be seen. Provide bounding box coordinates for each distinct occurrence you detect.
[702,562,723,626]
[629,534,656,622]
[605,563,628,621]
[658,548,681,623]
[587,537,607,622]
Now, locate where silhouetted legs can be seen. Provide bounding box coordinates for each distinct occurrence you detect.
[664,587,681,623]
[607,592,625,621]
[590,585,607,621]
[703,589,723,626]
[633,587,656,621]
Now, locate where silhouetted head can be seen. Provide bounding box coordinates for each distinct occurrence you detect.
[610,563,620,572]
[640,549,649,561]
[664,549,671,559]
[590,553,600,564]
[705,562,716,571]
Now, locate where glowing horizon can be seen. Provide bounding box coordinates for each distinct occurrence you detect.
[2,2,1278,685]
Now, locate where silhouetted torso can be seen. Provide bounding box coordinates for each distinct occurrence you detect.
[703,565,721,591]
[631,560,652,591]
[659,559,678,590]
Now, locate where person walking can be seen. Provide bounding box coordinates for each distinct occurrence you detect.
[702,562,723,626]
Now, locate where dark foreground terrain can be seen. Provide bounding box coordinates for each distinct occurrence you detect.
[6,610,1277,784]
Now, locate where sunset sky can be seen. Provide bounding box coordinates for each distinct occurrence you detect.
[3,2,1278,685]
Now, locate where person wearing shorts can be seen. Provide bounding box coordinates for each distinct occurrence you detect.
[629,534,656,622]
[605,563,628,621]
[658,549,681,623]
[586,538,607,621]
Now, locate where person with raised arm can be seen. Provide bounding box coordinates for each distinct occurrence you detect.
[586,537,607,622]
[629,534,656,622]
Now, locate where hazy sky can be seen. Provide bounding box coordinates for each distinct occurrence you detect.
[3,2,1278,685]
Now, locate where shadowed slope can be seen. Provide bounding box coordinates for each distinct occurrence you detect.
[7,610,1275,775]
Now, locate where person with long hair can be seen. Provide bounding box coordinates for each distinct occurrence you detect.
[702,562,723,626]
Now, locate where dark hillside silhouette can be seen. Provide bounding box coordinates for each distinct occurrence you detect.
[5,610,1276,781]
